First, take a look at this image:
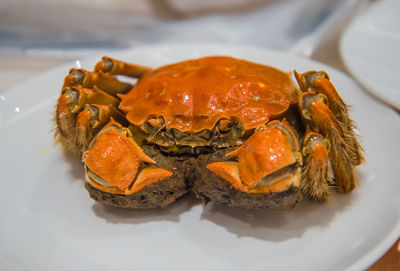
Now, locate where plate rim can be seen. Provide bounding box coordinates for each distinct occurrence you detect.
[339,0,400,111]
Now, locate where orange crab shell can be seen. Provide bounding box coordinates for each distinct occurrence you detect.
[119,56,297,132]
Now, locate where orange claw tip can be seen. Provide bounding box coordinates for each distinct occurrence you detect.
[129,167,173,194]
[225,148,238,157]
[206,161,243,191]
[84,128,155,190]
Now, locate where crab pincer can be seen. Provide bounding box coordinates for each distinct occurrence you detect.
[203,121,302,209]
[82,121,185,208]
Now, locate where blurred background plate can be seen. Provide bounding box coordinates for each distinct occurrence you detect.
[0,43,399,271]
[340,0,400,110]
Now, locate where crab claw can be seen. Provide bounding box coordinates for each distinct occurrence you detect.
[206,121,301,193]
[83,121,173,195]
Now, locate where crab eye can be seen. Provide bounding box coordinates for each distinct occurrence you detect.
[146,116,165,129]
[218,119,234,132]
[144,116,166,135]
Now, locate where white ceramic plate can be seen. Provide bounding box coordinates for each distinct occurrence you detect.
[340,0,400,110]
[0,43,399,271]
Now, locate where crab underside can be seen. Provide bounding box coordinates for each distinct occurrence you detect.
[55,56,363,209]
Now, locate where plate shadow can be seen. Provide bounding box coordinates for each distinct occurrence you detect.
[199,192,357,242]
[91,192,201,224]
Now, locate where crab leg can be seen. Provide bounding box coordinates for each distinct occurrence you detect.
[62,86,120,112]
[95,56,152,78]
[295,71,345,111]
[55,89,79,138]
[55,86,125,151]
[74,105,126,152]
[301,127,333,202]
[63,68,132,95]
[83,120,173,195]
[206,120,302,194]
[295,70,364,165]
[298,93,357,193]
[56,56,154,152]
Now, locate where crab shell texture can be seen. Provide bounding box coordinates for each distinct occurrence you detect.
[55,55,363,209]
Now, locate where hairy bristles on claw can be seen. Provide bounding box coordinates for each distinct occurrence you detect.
[296,70,364,166]
[310,105,358,193]
[54,129,81,155]
[74,109,94,152]
[306,100,350,161]
[326,108,363,167]
[334,103,364,166]
[301,157,334,202]
[332,154,358,193]
[298,91,359,193]
[301,132,333,202]
[54,94,82,155]
[53,108,81,156]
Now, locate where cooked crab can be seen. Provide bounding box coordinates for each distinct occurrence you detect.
[55,56,363,209]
